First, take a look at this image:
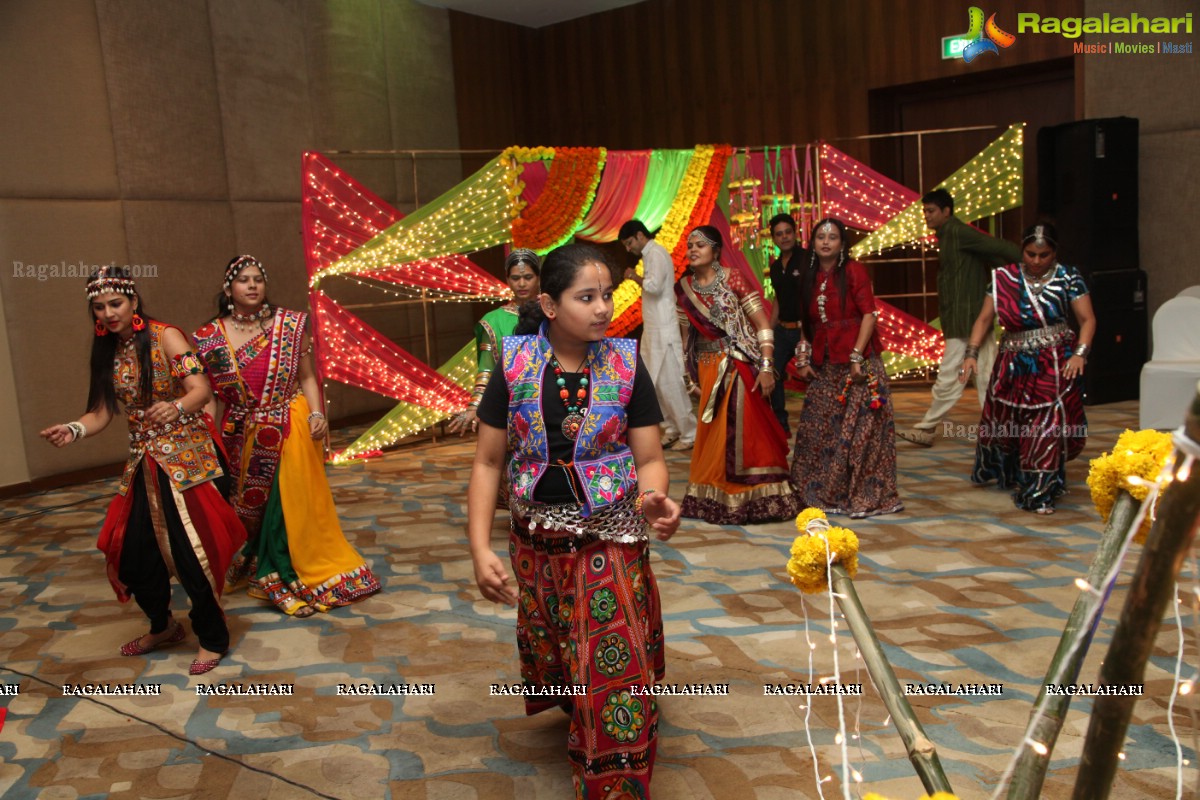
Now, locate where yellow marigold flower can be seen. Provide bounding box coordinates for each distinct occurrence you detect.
[795,507,828,532]
[1087,428,1173,543]
[787,526,859,594]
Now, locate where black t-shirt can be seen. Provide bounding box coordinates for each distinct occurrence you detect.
[769,249,808,323]
[476,350,664,504]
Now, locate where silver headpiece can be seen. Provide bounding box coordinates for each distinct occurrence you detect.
[224,255,267,290]
[818,220,837,235]
[687,229,719,248]
[1023,225,1057,248]
[505,248,541,271]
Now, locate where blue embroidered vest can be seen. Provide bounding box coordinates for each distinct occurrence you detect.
[502,330,639,518]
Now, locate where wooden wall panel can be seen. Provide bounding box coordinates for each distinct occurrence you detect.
[452,0,1083,151]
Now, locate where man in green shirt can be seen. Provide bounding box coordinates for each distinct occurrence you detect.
[898,189,1022,447]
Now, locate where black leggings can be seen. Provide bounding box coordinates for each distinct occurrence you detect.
[117,464,233,653]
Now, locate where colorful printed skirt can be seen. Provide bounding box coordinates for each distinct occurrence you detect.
[791,356,903,518]
[510,515,664,799]
[681,352,799,525]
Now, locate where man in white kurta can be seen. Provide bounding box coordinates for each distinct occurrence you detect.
[620,219,697,449]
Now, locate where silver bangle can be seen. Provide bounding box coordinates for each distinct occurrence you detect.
[1074,343,1090,361]
[172,400,186,418]
[308,411,326,422]
[66,421,86,441]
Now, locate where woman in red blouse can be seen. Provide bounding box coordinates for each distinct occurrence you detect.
[791,218,902,518]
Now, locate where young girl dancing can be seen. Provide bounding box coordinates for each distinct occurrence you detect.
[467,243,680,798]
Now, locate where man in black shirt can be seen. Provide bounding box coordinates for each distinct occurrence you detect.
[767,213,807,438]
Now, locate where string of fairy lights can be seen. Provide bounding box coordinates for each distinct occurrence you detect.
[852,124,1025,258]
[820,143,919,234]
[304,128,1017,455]
[309,153,520,287]
[987,433,1199,800]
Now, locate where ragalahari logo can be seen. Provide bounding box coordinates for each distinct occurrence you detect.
[961,7,1017,62]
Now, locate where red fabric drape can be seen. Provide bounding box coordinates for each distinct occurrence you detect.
[310,292,470,411]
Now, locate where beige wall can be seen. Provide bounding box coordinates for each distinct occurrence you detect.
[1083,0,1200,317]
[0,0,470,487]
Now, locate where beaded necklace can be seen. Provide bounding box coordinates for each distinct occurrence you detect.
[551,354,590,440]
[230,304,273,332]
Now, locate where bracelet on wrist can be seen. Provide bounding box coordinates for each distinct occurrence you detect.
[308,411,326,422]
[1074,343,1090,361]
[66,421,86,442]
[635,489,656,516]
[172,400,186,418]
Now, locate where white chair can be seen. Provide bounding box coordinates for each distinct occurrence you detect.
[1139,293,1200,429]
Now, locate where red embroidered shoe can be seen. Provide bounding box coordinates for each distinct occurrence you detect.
[120,623,186,657]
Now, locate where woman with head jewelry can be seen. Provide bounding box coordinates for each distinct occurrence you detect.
[675,225,800,524]
[40,266,246,675]
[448,248,542,436]
[959,223,1095,514]
[790,218,902,519]
[192,256,381,616]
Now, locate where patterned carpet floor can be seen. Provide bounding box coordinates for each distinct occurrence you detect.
[0,386,1192,799]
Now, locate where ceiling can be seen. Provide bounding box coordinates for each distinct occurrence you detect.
[415,0,645,29]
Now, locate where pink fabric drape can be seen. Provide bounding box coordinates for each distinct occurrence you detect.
[575,150,651,242]
[519,160,549,209]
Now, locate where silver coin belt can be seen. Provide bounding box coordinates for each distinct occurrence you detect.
[512,495,648,543]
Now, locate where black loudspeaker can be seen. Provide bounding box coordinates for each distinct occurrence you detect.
[1080,269,1147,406]
[1037,117,1139,273]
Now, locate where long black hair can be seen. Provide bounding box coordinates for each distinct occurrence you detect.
[798,218,850,341]
[86,269,154,414]
[514,244,610,335]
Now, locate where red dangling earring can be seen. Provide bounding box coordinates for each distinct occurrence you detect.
[131,313,146,332]
[95,319,107,337]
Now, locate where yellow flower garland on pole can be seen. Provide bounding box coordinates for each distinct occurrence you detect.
[784,507,955,796]
[787,508,859,594]
[1086,428,1174,542]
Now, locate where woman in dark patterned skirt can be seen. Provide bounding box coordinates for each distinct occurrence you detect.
[959,223,1094,514]
[790,218,903,518]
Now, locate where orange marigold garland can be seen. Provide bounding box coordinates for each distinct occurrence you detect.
[511,146,606,253]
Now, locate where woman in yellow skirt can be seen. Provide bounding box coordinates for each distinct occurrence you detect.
[194,255,381,616]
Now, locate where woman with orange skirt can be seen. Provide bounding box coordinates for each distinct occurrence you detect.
[676,226,800,524]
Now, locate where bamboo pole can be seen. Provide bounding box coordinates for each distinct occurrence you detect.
[829,565,955,795]
[1005,491,1141,799]
[1072,385,1200,800]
